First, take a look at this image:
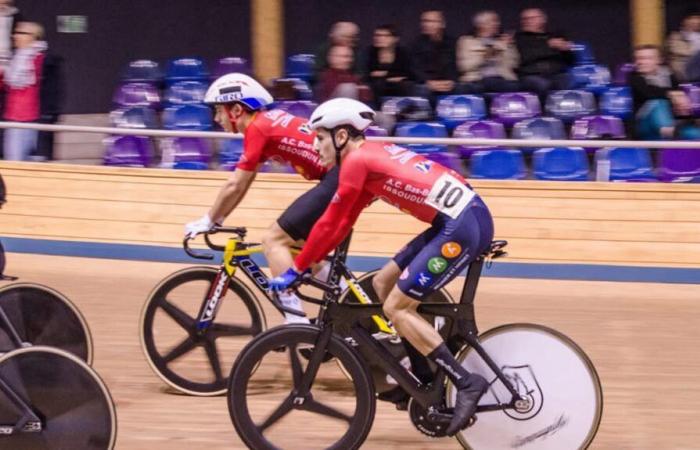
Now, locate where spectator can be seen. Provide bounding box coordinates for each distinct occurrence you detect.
[457,10,519,94]
[363,24,413,107]
[0,22,61,161]
[411,10,458,103]
[314,21,360,82]
[515,8,574,98]
[315,44,371,103]
[666,9,700,81]
[629,45,700,140]
[0,0,21,68]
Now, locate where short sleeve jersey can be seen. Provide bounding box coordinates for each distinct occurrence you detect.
[236,109,327,180]
[294,141,473,270]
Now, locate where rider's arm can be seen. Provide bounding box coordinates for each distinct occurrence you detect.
[207,168,257,223]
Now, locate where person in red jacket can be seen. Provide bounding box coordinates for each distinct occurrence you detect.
[270,98,495,436]
[1,21,46,160]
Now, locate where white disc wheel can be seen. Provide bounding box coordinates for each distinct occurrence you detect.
[447,323,602,450]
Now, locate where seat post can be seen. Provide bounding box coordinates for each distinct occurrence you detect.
[459,258,485,305]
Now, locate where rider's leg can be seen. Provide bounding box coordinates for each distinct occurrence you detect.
[371,260,401,301]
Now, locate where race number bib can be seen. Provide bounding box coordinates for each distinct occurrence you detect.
[425,173,475,219]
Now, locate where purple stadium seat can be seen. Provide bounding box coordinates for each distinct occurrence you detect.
[164,80,208,105]
[657,148,700,182]
[470,149,527,179]
[365,125,389,137]
[595,147,656,181]
[110,106,159,129]
[113,82,161,108]
[571,115,625,139]
[259,160,297,174]
[546,90,596,122]
[490,92,541,126]
[452,120,506,159]
[613,63,635,86]
[274,100,318,118]
[680,84,700,117]
[424,151,464,174]
[435,95,487,131]
[512,117,566,153]
[599,87,633,120]
[533,147,589,181]
[103,135,152,167]
[160,137,211,170]
[212,57,251,78]
[122,59,162,84]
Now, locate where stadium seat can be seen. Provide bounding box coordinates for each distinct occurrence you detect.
[657,148,700,182]
[110,106,159,129]
[103,135,153,167]
[435,95,487,131]
[570,64,611,94]
[165,57,209,85]
[490,92,541,126]
[160,137,211,170]
[164,80,208,106]
[113,82,161,108]
[270,78,313,100]
[512,117,566,153]
[285,53,315,83]
[571,42,595,65]
[162,104,212,130]
[599,87,633,120]
[571,115,625,140]
[365,125,389,137]
[122,59,162,84]
[212,57,251,78]
[381,97,433,122]
[218,139,243,171]
[595,147,656,181]
[546,90,596,122]
[533,147,589,181]
[394,121,448,153]
[423,151,464,173]
[274,100,317,118]
[613,63,634,86]
[681,84,700,117]
[452,120,505,159]
[470,149,527,179]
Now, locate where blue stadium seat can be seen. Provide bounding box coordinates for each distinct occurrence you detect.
[122,59,162,84]
[452,120,506,159]
[512,117,566,154]
[545,90,596,123]
[435,95,486,131]
[570,64,611,94]
[110,106,159,129]
[164,80,208,106]
[218,139,243,171]
[212,57,251,78]
[394,122,448,153]
[424,151,464,174]
[285,54,315,83]
[571,42,595,65]
[470,149,527,179]
[533,147,589,181]
[381,97,433,122]
[490,92,541,126]
[165,57,209,85]
[162,104,212,131]
[103,135,153,167]
[161,137,211,170]
[599,87,633,120]
[595,147,656,181]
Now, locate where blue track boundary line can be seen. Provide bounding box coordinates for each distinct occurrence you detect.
[1,236,698,284]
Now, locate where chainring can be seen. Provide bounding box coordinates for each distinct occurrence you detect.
[408,398,450,438]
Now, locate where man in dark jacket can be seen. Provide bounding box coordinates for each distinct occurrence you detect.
[411,10,458,104]
[34,53,63,160]
[515,8,574,98]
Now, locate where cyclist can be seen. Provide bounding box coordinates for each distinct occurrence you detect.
[185,73,339,324]
[270,98,493,435]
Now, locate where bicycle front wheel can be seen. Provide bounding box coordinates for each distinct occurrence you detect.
[447,323,603,450]
[228,325,376,450]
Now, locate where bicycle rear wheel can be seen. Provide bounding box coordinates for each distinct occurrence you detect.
[140,266,267,396]
[0,283,93,363]
[447,323,603,450]
[228,325,375,450]
[0,346,117,449]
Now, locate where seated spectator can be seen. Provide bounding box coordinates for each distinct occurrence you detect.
[515,8,574,99]
[411,9,458,103]
[666,9,700,81]
[315,44,371,103]
[1,22,58,161]
[363,24,413,107]
[457,10,519,94]
[629,45,700,140]
[314,21,359,83]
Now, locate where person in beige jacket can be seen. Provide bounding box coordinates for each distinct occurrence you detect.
[456,10,519,94]
[666,10,700,81]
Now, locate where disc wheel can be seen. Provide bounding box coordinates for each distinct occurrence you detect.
[140,266,267,396]
[0,346,117,449]
[0,283,93,364]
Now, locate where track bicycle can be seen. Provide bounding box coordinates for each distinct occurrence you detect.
[228,240,603,450]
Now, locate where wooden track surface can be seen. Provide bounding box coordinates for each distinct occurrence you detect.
[2,253,699,449]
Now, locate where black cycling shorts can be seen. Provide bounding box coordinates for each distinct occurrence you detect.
[277,166,339,241]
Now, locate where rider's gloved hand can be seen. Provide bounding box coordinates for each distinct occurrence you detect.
[269,267,308,292]
[184,214,216,239]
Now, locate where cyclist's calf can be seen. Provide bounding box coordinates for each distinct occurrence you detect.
[371,260,402,302]
[262,222,298,276]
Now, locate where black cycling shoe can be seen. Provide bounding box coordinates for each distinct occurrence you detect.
[377,386,410,411]
[446,373,489,436]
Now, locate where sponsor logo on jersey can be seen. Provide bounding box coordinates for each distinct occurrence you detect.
[427,257,448,274]
[408,289,424,297]
[331,192,341,203]
[265,110,286,120]
[416,272,433,287]
[298,123,313,135]
[399,268,409,280]
[414,160,433,174]
[441,242,462,259]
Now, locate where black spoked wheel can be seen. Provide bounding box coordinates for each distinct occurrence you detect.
[338,270,454,393]
[139,266,267,396]
[0,346,117,449]
[228,325,375,450]
[0,283,93,364]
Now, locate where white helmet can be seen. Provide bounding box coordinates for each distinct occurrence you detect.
[309,98,375,132]
[204,73,273,111]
